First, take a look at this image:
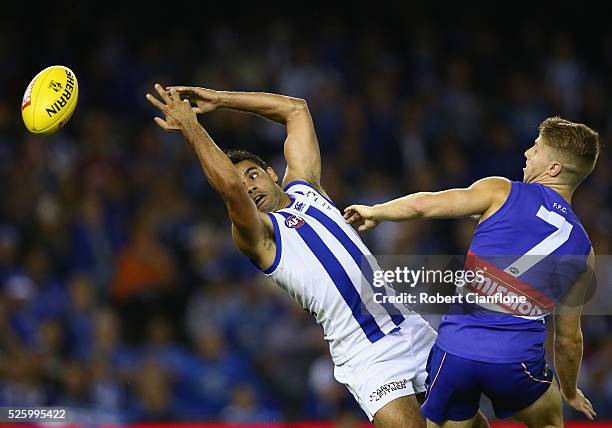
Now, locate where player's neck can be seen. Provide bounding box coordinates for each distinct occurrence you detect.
[275,192,292,211]
[535,179,574,204]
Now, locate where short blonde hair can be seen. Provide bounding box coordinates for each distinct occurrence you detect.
[539,117,600,185]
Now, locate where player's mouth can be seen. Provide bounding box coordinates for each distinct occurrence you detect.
[254,194,267,209]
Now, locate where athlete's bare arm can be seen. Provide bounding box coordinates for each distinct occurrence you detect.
[553,248,596,420]
[146,84,274,268]
[168,85,324,192]
[344,177,511,232]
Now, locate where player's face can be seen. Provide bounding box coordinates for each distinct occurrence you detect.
[235,160,282,212]
[523,136,551,183]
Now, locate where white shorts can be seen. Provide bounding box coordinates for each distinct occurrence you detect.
[334,321,437,421]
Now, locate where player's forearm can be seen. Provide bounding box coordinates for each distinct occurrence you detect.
[370,194,427,222]
[181,122,244,198]
[554,331,583,397]
[217,91,307,124]
[372,192,460,222]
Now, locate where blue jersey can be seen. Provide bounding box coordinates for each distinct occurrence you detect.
[436,181,591,363]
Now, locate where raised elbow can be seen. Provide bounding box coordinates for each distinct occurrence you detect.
[215,175,244,198]
[289,97,308,113]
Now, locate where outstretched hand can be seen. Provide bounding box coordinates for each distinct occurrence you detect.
[343,204,380,232]
[166,86,221,114]
[562,388,596,420]
[146,84,199,132]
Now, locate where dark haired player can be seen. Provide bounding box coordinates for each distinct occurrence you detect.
[146,84,480,428]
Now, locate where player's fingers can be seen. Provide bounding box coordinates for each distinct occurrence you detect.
[342,208,354,219]
[585,400,596,417]
[576,400,594,420]
[346,213,362,225]
[345,205,371,220]
[342,209,355,220]
[146,93,166,111]
[358,223,372,232]
[169,89,181,103]
[343,209,361,220]
[154,117,171,131]
[167,85,195,93]
[167,86,200,100]
[155,83,172,103]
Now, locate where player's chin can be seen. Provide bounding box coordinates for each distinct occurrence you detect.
[258,201,274,213]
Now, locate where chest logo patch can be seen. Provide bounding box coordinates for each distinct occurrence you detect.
[285,215,305,229]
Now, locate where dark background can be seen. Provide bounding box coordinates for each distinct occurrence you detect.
[0,3,610,424]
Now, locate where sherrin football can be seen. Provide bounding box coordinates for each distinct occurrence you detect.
[21,65,78,135]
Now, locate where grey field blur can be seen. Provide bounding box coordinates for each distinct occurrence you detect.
[0,4,610,424]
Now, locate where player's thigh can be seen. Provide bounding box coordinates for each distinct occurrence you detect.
[512,378,563,428]
[373,394,425,428]
[426,415,476,428]
[421,345,481,424]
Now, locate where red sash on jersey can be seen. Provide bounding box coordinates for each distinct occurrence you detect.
[464,250,555,317]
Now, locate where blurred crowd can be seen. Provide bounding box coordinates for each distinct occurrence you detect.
[0,6,611,424]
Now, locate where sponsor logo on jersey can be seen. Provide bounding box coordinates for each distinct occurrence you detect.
[369,379,408,402]
[285,215,305,229]
[465,251,554,317]
[294,201,305,212]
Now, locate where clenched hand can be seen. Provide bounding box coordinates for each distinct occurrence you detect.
[343,204,380,232]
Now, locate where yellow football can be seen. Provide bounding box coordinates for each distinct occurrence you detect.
[21,65,79,135]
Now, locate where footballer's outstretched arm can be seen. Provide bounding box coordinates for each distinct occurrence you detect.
[146,85,275,269]
[553,249,596,420]
[344,177,511,232]
[167,85,323,192]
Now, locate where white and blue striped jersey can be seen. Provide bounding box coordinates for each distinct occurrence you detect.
[257,180,430,364]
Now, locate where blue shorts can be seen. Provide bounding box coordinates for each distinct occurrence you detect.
[421,344,553,423]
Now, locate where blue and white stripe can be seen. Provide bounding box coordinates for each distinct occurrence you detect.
[261,181,411,364]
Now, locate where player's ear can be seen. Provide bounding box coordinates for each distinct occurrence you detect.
[266,166,279,182]
[548,160,563,177]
